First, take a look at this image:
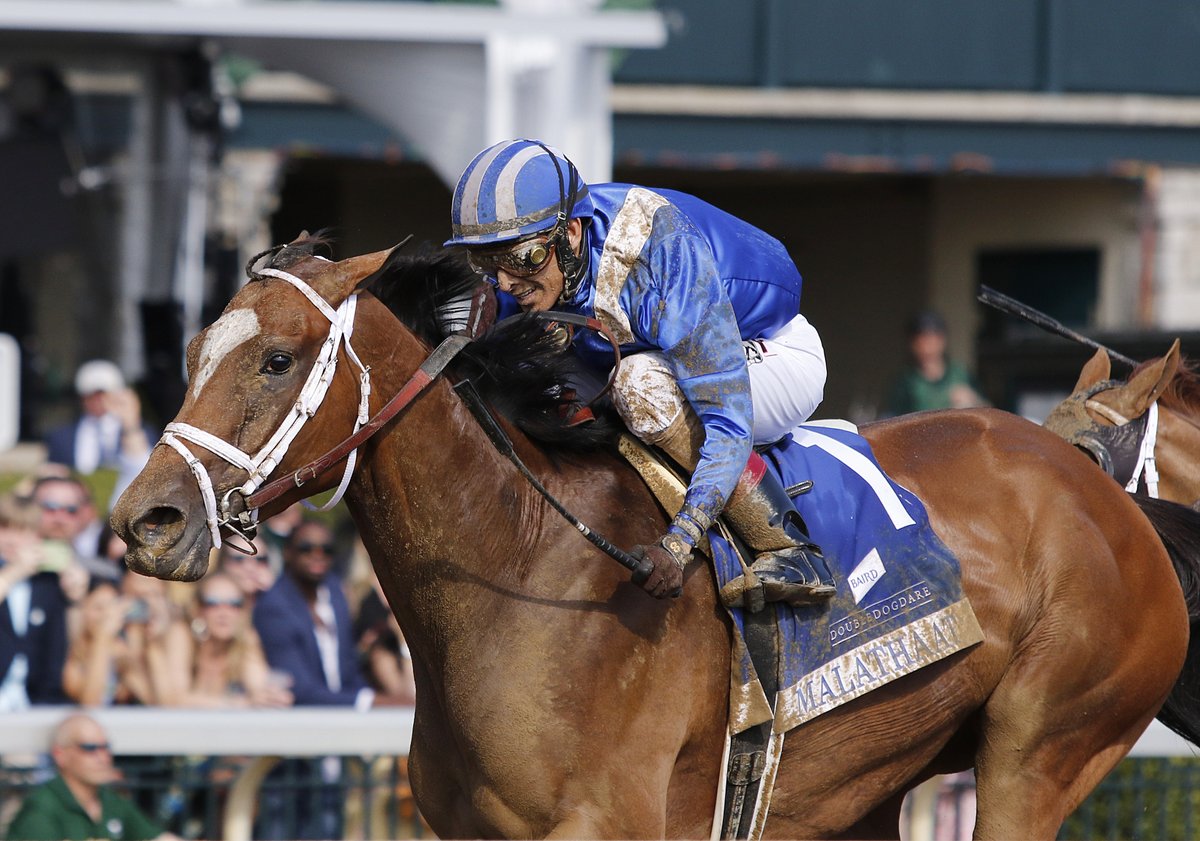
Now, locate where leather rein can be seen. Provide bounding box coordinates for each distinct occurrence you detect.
[159,267,649,579]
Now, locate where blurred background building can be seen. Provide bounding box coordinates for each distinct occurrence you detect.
[4,0,1200,444]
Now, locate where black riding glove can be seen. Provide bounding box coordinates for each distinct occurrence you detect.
[630,533,690,599]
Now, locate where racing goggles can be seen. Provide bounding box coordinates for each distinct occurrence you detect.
[467,236,556,278]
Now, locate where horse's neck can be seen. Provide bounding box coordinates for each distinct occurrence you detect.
[1154,403,1200,505]
[344,355,558,644]
[360,387,545,545]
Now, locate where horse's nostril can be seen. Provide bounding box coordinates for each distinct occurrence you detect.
[134,506,184,546]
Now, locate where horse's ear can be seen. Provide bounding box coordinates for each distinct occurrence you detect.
[291,230,311,243]
[1164,338,1183,379]
[314,245,400,301]
[1073,348,1111,393]
[1108,340,1180,417]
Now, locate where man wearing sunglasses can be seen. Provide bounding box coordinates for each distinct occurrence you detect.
[5,712,179,840]
[252,519,409,839]
[446,139,834,612]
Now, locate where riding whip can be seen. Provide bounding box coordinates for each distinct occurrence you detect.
[452,378,654,585]
[977,285,1138,368]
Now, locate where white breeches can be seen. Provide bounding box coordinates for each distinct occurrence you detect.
[612,314,827,445]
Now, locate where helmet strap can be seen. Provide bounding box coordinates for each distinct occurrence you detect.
[531,141,585,302]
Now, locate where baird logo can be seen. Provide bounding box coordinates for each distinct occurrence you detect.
[848,549,886,603]
[850,569,880,588]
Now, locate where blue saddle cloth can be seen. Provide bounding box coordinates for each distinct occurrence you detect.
[714,424,984,736]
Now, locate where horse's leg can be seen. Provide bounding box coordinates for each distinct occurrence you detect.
[972,692,1159,839]
[970,543,1186,838]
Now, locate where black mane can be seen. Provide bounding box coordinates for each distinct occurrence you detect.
[365,244,620,453]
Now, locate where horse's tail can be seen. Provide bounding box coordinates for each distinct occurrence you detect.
[1132,494,1200,746]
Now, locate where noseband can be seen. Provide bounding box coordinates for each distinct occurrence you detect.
[1060,379,1160,498]
[159,267,372,549]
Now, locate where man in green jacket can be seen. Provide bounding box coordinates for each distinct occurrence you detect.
[886,309,987,416]
[5,712,178,841]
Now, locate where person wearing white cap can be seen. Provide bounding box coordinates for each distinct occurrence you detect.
[42,360,156,506]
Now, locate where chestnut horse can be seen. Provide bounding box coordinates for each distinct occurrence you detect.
[112,240,1200,840]
[1043,339,1200,747]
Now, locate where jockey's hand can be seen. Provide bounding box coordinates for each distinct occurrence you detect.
[630,534,689,599]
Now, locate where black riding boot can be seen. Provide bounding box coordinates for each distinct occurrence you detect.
[718,455,837,613]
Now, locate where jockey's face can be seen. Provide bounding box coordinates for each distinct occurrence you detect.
[494,252,563,313]
[478,219,582,313]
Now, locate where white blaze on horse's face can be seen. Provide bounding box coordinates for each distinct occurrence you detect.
[190,308,261,400]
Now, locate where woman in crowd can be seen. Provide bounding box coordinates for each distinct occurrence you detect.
[159,572,292,708]
[213,540,277,613]
[64,565,186,706]
[63,581,157,706]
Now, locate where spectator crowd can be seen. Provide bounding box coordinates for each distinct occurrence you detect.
[0,479,414,717]
[0,362,419,839]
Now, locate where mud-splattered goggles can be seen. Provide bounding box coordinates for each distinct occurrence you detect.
[467,236,556,278]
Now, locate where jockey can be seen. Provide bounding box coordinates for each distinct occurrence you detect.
[445,138,834,612]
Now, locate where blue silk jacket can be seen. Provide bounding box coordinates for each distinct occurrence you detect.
[502,183,803,530]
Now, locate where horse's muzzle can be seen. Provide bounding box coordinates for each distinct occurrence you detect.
[110,497,211,581]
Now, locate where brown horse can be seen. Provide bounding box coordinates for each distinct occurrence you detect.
[112,239,1200,840]
[1044,339,1200,747]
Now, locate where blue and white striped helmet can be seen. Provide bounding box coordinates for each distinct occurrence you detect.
[445,139,594,248]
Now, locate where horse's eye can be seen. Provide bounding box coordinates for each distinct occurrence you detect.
[263,353,293,375]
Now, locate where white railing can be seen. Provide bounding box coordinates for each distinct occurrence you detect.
[0,706,415,756]
[1127,718,1200,758]
[0,707,415,841]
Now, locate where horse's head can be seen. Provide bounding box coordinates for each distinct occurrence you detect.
[111,235,397,580]
[1044,339,1182,491]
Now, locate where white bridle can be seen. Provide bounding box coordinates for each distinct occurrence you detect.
[1126,401,1160,498]
[159,267,371,548]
